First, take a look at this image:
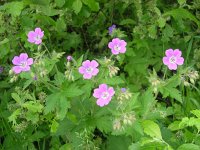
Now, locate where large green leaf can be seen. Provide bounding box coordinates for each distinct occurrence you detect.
[142,120,162,140]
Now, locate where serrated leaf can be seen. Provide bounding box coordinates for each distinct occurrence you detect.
[168,121,182,131]
[142,120,162,140]
[72,0,82,14]
[11,93,21,104]
[22,101,43,113]
[191,109,200,118]
[57,96,70,120]
[44,93,60,114]
[61,83,84,97]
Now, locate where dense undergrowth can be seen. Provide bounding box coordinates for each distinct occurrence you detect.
[1,0,200,149]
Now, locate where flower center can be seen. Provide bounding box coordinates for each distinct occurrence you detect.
[20,62,27,68]
[101,92,109,99]
[86,67,93,73]
[34,35,40,41]
[169,56,176,64]
[114,45,121,51]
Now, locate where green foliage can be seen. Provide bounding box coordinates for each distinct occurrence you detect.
[0,0,200,149]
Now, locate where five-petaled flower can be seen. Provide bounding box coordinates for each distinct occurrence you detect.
[28,27,44,45]
[93,84,115,107]
[12,53,33,74]
[79,60,99,79]
[163,49,184,70]
[108,38,127,55]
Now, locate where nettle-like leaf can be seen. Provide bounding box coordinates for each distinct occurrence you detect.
[142,120,162,140]
[159,76,182,103]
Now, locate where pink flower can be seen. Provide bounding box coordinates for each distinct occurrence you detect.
[79,60,99,79]
[28,27,44,45]
[93,84,115,107]
[108,38,127,55]
[67,55,72,61]
[12,53,33,74]
[163,49,184,70]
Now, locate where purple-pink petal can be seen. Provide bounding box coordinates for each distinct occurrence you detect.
[19,53,28,61]
[79,66,85,74]
[27,58,33,65]
[173,49,182,57]
[176,57,184,65]
[92,68,99,75]
[165,49,174,57]
[162,57,169,65]
[99,84,107,91]
[83,73,92,79]
[93,89,101,98]
[13,66,22,74]
[168,63,177,70]
[12,56,21,65]
[91,60,98,67]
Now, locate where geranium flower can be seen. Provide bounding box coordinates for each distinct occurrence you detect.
[12,53,33,74]
[108,38,127,55]
[163,49,184,70]
[93,84,115,107]
[28,27,44,45]
[79,60,99,79]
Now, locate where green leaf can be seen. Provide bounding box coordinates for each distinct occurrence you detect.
[44,93,60,114]
[163,8,200,27]
[99,76,124,85]
[72,0,82,14]
[168,121,182,131]
[142,120,162,140]
[55,0,65,7]
[61,83,84,97]
[50,119,59,133]
[191,109,200,118]
[11,93,21,104]
[4,2,24,17]
[0,38,9,45]
[177,0,186,5]
[158,17,166,28]
[22,101,43,113]
[57,96,70,120]
[56,18,66,32]
[82,0,99,12]
[177,143,200,150]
